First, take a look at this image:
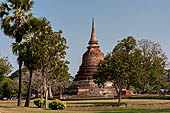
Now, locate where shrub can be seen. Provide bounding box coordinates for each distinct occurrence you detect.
[49,99,66,110]
[33,98,45,108]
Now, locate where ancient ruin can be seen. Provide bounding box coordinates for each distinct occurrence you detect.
[64,19,116,99]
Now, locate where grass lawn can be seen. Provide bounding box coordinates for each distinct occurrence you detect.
[0,99,170,113]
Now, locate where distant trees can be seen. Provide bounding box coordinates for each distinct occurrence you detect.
[0,77,15,98]
[0,56,12,81]
[164,69,170,92]
[9,68,28,96]
[94,36,168,105]
[0,56,14,98]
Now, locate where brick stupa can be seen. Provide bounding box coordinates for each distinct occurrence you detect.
[64,19,116,99]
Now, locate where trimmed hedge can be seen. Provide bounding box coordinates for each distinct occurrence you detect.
[49,99,66,110]
[33,98,45,108]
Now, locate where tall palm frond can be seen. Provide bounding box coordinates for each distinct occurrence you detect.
[0,0,34,107]
[0,2,10,18]
[11,42,27,57]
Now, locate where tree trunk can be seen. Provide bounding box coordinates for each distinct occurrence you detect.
[114,83,122,106]
[59,88,63,99]
[24,69,33,107]
[40,88,43,98]
[126,83,130,90]
[48,85,53,98]
[44,78,48,109]
[17,57,22,106]
[118,92,121,106]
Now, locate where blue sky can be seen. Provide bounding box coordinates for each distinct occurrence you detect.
[0,0,170,76]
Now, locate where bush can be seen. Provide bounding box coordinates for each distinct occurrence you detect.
[33,98,45,108]
[49,99,66,110]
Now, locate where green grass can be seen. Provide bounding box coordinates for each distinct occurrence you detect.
[98,108,170,113]
[1,99,170,113]
[128,95,170,100]
[66,99,170,105]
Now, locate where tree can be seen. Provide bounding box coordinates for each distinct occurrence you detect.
[52,62,71,98]
[9,70,19,80]
[8,68,28,97]
[12,17,69,108]
[9,68,27,80]
[136,39,167,92]
[94,37,168,105]
[22,38,40,107]
[38,30,69,109]
[0,56,12,81]
[113,37,143,90]
[0,0,34,106]
[12,16,49,107]
[0,77,16,98]
[29,69,44,98]
[0,56,13,97]
[31,19,69,108]
[94,36,142,105]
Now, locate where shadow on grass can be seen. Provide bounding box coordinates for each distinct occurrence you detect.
[68,102,114,105]
[0,105,18,108]
[29,106,40,108]
[0,105,37,109]
[68,102,126,105]
[97,108,170,113]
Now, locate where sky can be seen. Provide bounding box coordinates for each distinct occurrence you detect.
[1,0,170,76]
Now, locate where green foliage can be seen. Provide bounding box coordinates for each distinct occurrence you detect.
[164,69,170,90]
[9,70,19,80]
[54,63,72,94]
[49,99,66,110]
[1,0,69,107]
[33,98,45,108]
[9,68,27,80]
[0,0,35,106]
[94,36,168,105]
[0,56,13,81]
[25,17,69,108]
[0,56,13,97]
[0,0,34,42]
[10,16,69,108]
[94,36,141,105]
[7,68,29,96]
[136,39,167,92]
[0,77,16,98]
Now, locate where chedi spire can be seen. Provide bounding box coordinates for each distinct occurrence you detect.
[88,18,98,46]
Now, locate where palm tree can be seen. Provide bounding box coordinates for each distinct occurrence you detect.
[0,0,34,106]
[22,38,39,107]
[23,17,51,107]
[12,34,40,107]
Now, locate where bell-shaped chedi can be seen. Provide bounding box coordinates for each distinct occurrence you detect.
[65,19,116,99]
[74,18,104,82]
